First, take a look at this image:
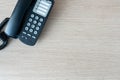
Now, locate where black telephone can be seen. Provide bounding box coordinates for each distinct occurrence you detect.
[0,0,54,50]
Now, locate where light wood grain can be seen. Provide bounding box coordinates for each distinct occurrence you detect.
[0,0,120,80]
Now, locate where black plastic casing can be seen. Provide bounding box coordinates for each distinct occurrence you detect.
[5,0,33,38]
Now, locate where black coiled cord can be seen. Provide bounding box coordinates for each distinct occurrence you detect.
[0,18,9,50]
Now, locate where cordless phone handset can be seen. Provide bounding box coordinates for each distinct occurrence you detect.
[19,0,54,46]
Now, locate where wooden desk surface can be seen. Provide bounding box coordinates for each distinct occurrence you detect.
[0,0,120,80]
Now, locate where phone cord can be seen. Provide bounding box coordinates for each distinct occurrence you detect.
[0,18,10,50]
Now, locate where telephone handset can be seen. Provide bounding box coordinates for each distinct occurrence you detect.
[0,0,54,49]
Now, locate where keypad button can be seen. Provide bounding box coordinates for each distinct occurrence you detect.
[38,22,41,26]
[31,25,35,28]
[29,29,33,32]
[27,23,30,26]
[21,36,27,39]
[21,36,24,38]
[32,36,36,39]
[25,37,27,40]
[27,34,31,37]
[35,16,39,20]
[23,32,27,34]
[25,27,29,31]
[33,20,37,24]
[31,14,34,18]
[34,31,38,35]
[36,27,40,30]
[29,18,32,22]
[40,18,43,22]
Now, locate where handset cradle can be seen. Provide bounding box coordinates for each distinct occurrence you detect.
[19,0,54,46]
